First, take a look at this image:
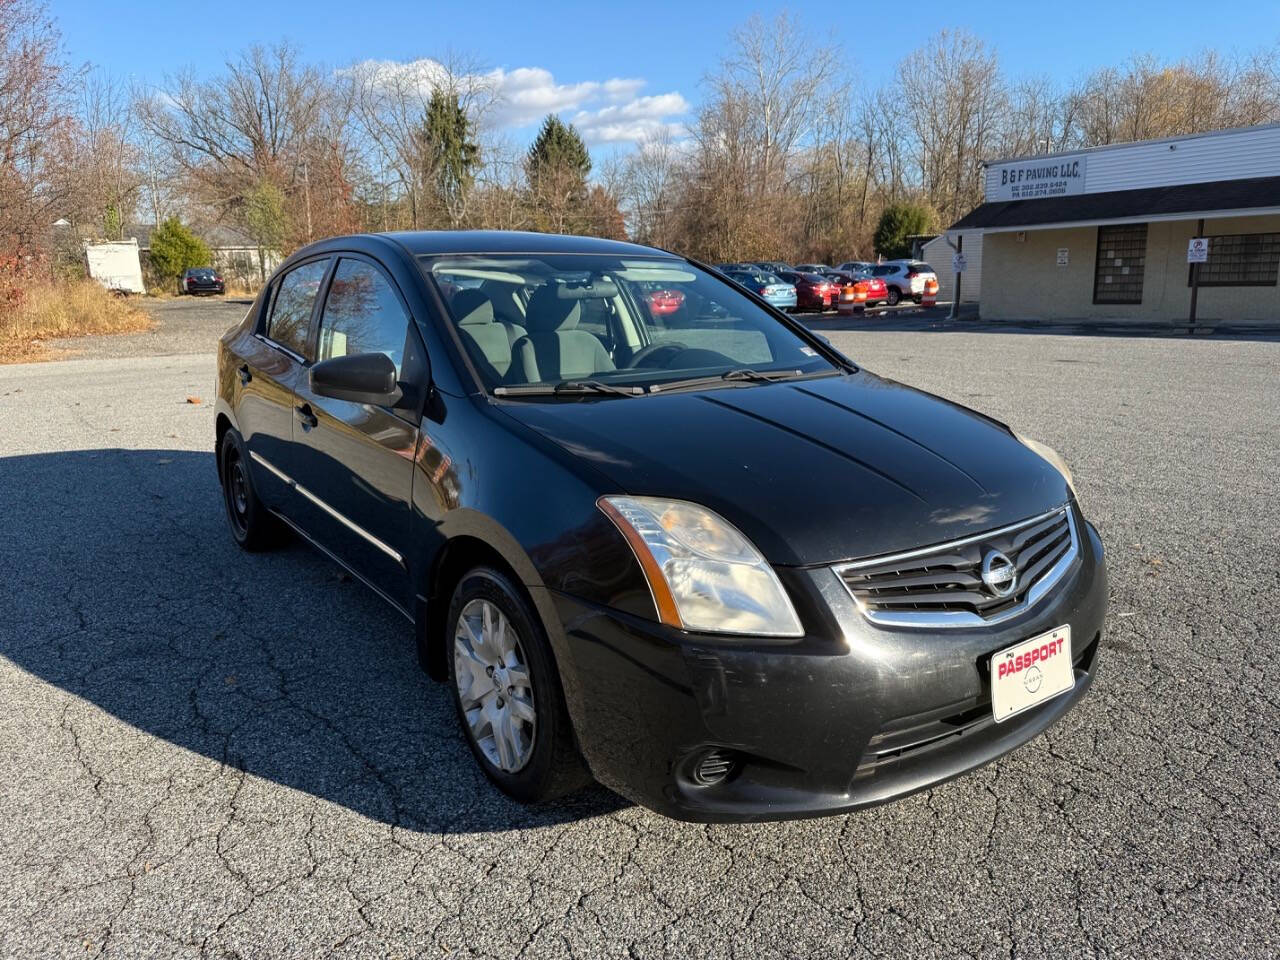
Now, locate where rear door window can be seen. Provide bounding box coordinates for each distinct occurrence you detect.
[317,258,411,377]
[266,259,329,358]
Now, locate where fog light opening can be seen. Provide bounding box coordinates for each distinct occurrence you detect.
[691,748,738,786]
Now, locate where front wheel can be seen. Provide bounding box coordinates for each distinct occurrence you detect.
[447,567,589,804]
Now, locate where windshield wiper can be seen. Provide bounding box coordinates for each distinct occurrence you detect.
[494,379,645,398]
[649,367,817,393]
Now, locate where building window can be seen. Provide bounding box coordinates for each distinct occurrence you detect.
[1093,224,1147,305]
[1187,233,1280,287]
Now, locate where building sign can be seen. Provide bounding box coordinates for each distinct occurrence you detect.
[1187,237,1209,263]
[989,157,1087,201]
[1057,248,1069,266]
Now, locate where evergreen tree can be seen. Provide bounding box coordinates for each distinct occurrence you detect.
[149,218,212,283]
[418,91,479,227]
[873,203,936,260]
[525,115,592,233]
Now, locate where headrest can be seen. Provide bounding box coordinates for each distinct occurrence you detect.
[452,289,495,326]
[524,284,581,332]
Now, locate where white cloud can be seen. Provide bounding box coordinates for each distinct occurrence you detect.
[348,58,689,147]
[571,92,691,145]
[602,77,646,102]
[488,67,602,128]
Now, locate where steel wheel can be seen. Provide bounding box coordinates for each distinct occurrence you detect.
[453,598,536,773]
[227,455,249,532]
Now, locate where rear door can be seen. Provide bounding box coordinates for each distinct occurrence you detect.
[284,255,422,611]
[237,257,331,511]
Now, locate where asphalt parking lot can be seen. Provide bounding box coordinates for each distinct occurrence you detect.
[1,298,1277,958]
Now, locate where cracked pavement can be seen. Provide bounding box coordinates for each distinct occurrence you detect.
[1,301,1277,958]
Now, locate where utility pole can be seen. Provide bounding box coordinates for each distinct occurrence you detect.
[302,159,314,243]
[948,233,964,320]
[1188,217,1204,332]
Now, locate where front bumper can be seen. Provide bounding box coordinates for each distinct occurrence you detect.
[548,516,1107,822]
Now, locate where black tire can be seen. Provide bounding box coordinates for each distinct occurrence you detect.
[886,287,901,306]
[446,566,590,804]
[218,429,280,551]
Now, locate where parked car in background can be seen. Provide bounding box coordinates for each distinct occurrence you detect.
[793,263,833,275]
[870,261,937,305]
[823,270,888,306]
[181,267,225,295]
[723,268,798,312]
[643,285,686,317]
[214,229,1106,822]
[751,261,793,275]
[837,261,874,274]
[778,270,839,312]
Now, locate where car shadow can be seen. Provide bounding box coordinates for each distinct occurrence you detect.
[0,448,627,832]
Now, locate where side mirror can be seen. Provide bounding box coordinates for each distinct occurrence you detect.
[310,352,403,407]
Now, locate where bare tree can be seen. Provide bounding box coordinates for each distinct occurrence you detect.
[68,69,141,238]
[621,127,682,248]
[897,29,1004,224]
[349,51,497,230]
[0,0,74,263]
[137,43,353,254]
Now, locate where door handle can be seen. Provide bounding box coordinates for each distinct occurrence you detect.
[295,403,318,430]
[237,364,251,385]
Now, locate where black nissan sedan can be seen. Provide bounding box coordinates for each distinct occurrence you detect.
[214,231,1107,822]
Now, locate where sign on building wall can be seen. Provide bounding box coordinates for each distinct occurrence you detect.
[1187,237,1209,263]
[989,157,1087,201]
[1056,248,1069,266]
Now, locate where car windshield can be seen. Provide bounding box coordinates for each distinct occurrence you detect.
[424,253,840,396]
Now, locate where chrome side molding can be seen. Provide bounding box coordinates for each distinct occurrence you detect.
[248,450,404,565]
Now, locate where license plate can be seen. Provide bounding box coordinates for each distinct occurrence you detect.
[990,625,1073,722]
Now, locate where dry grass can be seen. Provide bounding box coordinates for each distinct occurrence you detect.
[0,280,152,363]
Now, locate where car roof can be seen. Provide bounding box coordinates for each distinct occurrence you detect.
[378,230,670,258]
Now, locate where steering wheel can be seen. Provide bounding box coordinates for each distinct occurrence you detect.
[627,341,688,368]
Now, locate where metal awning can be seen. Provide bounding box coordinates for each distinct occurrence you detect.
[950,175,1280,232]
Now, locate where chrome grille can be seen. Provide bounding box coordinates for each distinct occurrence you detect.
[835,506,1078,627]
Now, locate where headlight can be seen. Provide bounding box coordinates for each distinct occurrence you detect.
[598,496,803,637]
[1015,433,1079,501]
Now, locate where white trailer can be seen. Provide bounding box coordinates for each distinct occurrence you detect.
[84,239,146,294]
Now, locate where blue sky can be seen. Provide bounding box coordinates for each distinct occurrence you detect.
[54,0,1280,153]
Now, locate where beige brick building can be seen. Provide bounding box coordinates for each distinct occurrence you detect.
[949,125,1280,326]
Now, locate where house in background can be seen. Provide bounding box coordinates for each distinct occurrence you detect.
[126,223,280,289]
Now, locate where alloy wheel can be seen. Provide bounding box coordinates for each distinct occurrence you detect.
[453,598,537,773]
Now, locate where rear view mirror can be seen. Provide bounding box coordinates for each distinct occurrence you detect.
[310,352,403,407]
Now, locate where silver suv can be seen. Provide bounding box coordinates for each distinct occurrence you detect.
[869,261,937,305]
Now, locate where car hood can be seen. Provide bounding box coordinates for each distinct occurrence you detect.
[498,371,1070,566]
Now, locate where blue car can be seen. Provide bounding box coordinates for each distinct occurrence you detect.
[722,268,798,312]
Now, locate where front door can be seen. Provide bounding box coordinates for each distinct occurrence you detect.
[238,257,330,511]
[285,256,420,612]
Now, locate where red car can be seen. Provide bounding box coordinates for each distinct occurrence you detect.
[856,275,888,306]
[645,288,685,316]
[825,270,888,307]
[778,271,840,311]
